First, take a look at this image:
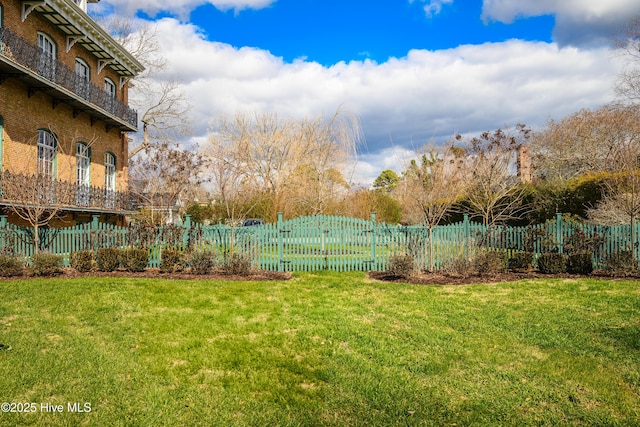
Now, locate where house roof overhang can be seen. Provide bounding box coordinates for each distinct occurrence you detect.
[21,0,144,78]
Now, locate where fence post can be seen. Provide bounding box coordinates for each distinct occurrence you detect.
[277,213,284,272]
[0,215,6,254]
[370,212,376,270]
[91,215,99,253]
[183,214,192,249]
[556,212,563,253]
[463,214,470,257]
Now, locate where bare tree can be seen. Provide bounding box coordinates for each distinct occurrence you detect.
[531,106,630,182]
[94,15,191,155]
[398,147,464,270]
[456,124,531,227]
[614,15,640,104]
[129,140,205,225]
[587,105,640,254]
[206,109,362,221]
[2,130,98,253]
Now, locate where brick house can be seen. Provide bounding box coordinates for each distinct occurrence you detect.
[0,0,143,226]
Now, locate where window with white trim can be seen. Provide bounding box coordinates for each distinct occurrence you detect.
[76,142,91,206]
[104,78,116,112]
[75,58,90,99]
[37,32,56,80]
[105,152,116,191]
[104,152,116,208]
[37,130,56,179]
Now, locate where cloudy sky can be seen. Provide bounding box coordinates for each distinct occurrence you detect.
[92,0,639,185]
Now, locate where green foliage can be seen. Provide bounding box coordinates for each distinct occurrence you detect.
[29,253,63,277]
[537,253,566,274]
[563,226,605,257]
[604,251,638,276]
[185,203,216,224]
[372,169,400,192]
[70,250,94,273]
[223,252,252,276]
[119,249,149,273]
[160,249,184,273]
[96,248,120,272]
[187,250,217,275]
[473,250,508,274]
[566,253,593,275]
[0,255,24,277]
[508,251,534,271]
[386,253,414,278]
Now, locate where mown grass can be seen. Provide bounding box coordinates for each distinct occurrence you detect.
[0,273,639,426]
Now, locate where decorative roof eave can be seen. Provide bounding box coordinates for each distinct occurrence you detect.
[21,0,144,78]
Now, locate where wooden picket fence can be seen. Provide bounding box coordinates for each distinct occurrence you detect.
[0,213,637,272]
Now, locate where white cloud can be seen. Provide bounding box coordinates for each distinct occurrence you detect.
[93,0,274,18]
[481,0,640,47]
[138,18,622,185]
[411,0,455,18]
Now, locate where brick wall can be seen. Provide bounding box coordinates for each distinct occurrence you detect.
[0,0,130,192]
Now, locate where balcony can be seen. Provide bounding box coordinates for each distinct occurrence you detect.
[0,27,138,132]
[0,170,138,213]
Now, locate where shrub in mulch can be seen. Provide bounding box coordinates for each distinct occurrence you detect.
[223,252,252,276]
[29,253,64,277]
[70,250,94,273]
[508,251,534,272]
[119,248,149,273]
[474,250,508,275]
[566,253,593,275]
[0,255,24,277]
[386,253,415,278]
[603,250,638,276]
[187,250,217,275]
[160,249,184,273]
[536,253,566,274]
[96,248,120,272]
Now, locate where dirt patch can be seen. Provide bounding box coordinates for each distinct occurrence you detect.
[367,270,640,286]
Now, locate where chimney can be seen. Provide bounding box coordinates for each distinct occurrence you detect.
[517,145,531,183]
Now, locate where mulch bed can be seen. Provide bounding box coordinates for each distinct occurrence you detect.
[367,270,640,285]
[13,268,292,281]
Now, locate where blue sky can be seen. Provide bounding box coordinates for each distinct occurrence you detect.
[184,0,553,65]
[94,0,640,185]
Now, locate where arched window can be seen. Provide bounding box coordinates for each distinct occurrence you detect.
[104,152,116,208]
[76,142,90,206]
[37,129,56,179]
[104,78,116,113]
[75,57,90,99]
[37,32,57,80]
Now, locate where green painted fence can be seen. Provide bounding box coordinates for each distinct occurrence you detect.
[0,213,638,271]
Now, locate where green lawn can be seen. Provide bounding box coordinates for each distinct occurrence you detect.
[0,273,639,426]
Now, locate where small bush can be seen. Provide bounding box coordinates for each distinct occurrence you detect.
[29,253,63,277]
[70,250,94,273]
[224,252,252,276]
[604,251,638,276]
[509,251,534,271]
[0,255,24,277]
[187,250,216,275]
[474,250,508,274]
[566,253,593,275]
[442,254,474,276]
[387,254,414,278]
[119,248,149,272]
[537,253,566,274]
[96,248,120,272]
[160,249,183,273]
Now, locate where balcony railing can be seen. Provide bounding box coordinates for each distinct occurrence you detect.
[0,171,137,212]
[0,27,138,128]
